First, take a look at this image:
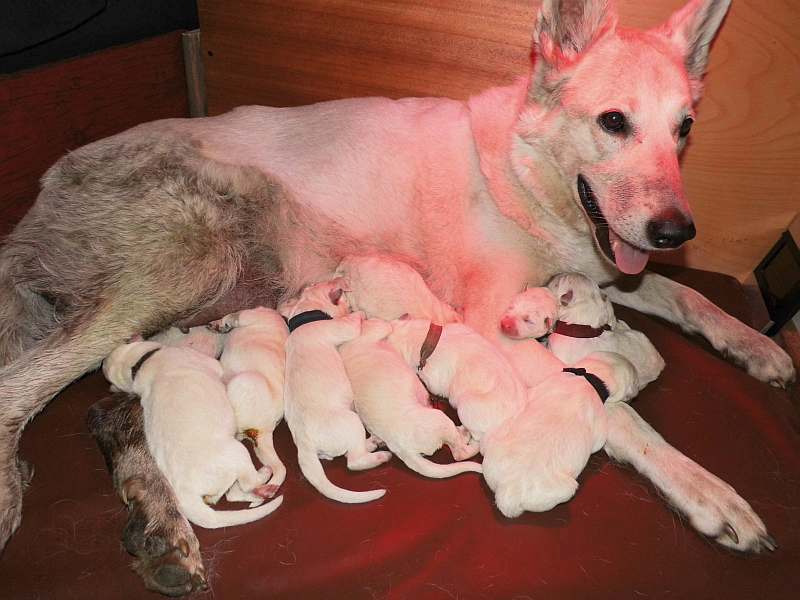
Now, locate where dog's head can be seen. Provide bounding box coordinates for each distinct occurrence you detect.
[522,0,730,274]
[278,278,352,319]
[499,286,559,339]
[546,272,615,328]
[574,351,640,403]
[102,340,162,392]
[235,306,289,332]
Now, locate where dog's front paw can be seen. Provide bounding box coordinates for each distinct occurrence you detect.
[122,478,207,596]
[664,456,774,553]
[722,327,795,388]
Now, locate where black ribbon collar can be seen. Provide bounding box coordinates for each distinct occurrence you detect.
[562,367,610,403]
[131,348,161,381]
[287,310,333,333]
[553,320,612,339]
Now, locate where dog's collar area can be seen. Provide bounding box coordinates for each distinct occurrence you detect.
[418,323,443,370]
[552,320,611,339]
[562,367,610,403]
[287,310,333,332]
[131,348,161,381]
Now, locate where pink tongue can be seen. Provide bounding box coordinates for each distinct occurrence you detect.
[609,229,649,274]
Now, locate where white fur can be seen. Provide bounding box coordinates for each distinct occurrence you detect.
[280,282,390,503]
[102,341,283,528]
[387,319,527,443]
[482,351,638,517]
[340,319,481,479]
[210,307,289,496]
[335,253,462,323]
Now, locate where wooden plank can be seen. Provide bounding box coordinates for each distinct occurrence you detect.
[198,0,800,282]
[182,29,208,117]
[0,32,190,236]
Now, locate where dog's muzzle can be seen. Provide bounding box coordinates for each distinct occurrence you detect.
[577,175,650,275]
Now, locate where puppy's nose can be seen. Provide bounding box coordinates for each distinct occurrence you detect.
[500,317,518,337]
[646,211,696,249]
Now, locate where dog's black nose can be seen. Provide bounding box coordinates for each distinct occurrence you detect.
[647,212,696,248]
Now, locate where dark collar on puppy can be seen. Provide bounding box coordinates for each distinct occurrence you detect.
[418,323,443,370]
[131,348,161,381]
[562,367,610,403]
[553,320,611,339]
[287,310,332,332]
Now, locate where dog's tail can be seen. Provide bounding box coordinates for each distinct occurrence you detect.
[297,445,385,504]
[254,430,287,492]
[396,451,482,479]
[180,494,283,529]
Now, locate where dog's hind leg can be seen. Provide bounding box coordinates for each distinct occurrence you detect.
[88,393,207,596]
[604,402,776,553]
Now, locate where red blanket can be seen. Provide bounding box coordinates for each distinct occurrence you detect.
[2,267,798,599]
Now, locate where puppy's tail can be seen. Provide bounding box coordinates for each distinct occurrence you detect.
[396,451,482,479]
[254,430,287,491]
[180,494,283,529]
[297,445,385,504]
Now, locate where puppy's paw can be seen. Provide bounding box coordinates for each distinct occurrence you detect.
[662,456,774,553]
[206,318,232,334]
[122,480,207,596]
[254,483,280,499]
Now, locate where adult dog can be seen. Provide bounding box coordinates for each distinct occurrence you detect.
[0,0,790,558]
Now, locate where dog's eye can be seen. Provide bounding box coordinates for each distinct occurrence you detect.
[679,117,694,137]
[598,111,626,134]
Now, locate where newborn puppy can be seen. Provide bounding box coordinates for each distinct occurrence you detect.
[482,351,639,517]
[208,306,289,496]
[341,319,481,479]
[503,272,665,390]
[280,281,390,503]
[335,253,462,322]
[387,319,527,444]
[102,341,283,528]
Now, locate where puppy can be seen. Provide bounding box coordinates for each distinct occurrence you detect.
[502,272,665,390]
[208,307,289,496]
[387,319,527,444]
[335,253,462,323]
[280,281,390,503]
[340,319,481,479]
[102,341,283,528]
[482,351,639,517]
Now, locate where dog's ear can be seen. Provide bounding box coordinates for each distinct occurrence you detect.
[560,290,574,306]
[329,287,344,305]
[655,0,731,88]
[533,0,617,70]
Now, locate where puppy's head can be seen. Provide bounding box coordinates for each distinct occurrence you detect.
[522,0,731,274]
[574,351,639,403]
[278,278,351,319]
[234,306,289,332]
[102,340,162,392]
[547,272,615,328]
[499,286,558,339]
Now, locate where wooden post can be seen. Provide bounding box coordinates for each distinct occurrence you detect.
[182,29,207,117]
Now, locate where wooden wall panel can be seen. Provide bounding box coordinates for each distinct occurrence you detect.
[0,32,190,236]
[198,0,799,281]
